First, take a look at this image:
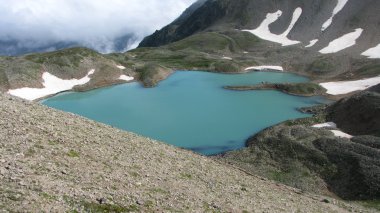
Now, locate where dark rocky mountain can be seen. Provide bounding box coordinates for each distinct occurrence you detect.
[139,0,380,58]
[327,85,380,137]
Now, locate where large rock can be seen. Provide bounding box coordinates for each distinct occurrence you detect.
[220,124,380,200]
[327,89,380,137]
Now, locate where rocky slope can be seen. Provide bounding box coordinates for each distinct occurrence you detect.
[1,0,380,100]
[0,93,369,212]
[140,0,380,56]
[218,86,380,203]
[327,87,380,136]
[139,0,380,83]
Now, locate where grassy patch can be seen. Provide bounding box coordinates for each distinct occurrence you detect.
[40,192,57,200]
[308,57,335,74]
[64,196,139,213]
[167,32,231,53]
[25,47,99,66]
[279,83,326,96]
[80,201,139,213]
[25,147,37,157]
[67,150,80,158]
[179,173,193,179]
[284,115,326,126]
[358,200,380,211]
[128,171,140,178]
[150,188,169,194]
[355,64,380,78]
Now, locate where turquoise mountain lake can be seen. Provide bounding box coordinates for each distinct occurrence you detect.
[42,71,328,155]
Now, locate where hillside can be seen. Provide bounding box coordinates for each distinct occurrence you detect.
[0,93,369,212]
[138,0,380,84]
[140,0,380,56]
[1,0,380,101]
[218,86,380,203]
[1,0,380,211]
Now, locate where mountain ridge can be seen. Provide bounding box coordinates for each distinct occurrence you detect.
[139,0,380,58]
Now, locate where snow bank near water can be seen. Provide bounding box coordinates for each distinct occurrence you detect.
[319,28,363,54]
[8,69,95,101]
[245,66,284,71]
[222,57,232,60]
[119,75,134,81]
[320,75,380,95]
[117,65,126,70]
[312,122,353,139]
[361,43,380,59]
[330,130,353,139]
[321,0,349,31]
[312,122,337,128]
[243,8,302,46]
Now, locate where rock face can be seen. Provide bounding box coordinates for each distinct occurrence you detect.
[313,136,380,199]
[327,88,380,136]
[139,0,380,58]
[0,93,365,212]
[219,123,380,200]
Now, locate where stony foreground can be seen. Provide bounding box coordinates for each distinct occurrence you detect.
[0,93,371,212]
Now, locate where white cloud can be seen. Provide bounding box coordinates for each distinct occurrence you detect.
[0,0,197,53]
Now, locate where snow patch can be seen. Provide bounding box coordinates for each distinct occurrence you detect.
[320,75,380,95]
[119,75,134,81]
[321,0,349,31]
[242,7,302,46]
[319,28,363,54]
[330,130,353,139]
[305,39,319,48]
[116,65,126,70]
[222,57,232,60]
[8,69,95,101]
[361,43,380,59]
[312,122,337,128]
[282,7,303,37]
[245,66,284,71]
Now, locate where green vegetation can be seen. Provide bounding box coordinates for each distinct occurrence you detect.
[279,83,326,96]
[67,150,80,158]
[40,192,57,200]
[308,57,335,74]
[180,173,193,179]
[130,31,258,74]
[225,82,326,96]
[167,32,231,52]
[24,47,99,66]
[355,63,380,78]
[150,188,169,194]
[358,200,380,211]
[79,201,139,213]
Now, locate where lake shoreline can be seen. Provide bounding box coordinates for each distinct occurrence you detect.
[43,71,325,155]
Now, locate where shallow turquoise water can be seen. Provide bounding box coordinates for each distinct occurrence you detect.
[42,71,328,155]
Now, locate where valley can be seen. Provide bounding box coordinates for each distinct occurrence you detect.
[1,0,380,211]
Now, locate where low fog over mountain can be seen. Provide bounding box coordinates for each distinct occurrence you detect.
[0,0,196,55]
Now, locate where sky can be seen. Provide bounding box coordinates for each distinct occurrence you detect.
[0,0,197,54]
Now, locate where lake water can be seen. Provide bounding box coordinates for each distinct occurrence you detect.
[42,71,328,155]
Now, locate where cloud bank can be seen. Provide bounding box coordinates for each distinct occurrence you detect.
[0,0,197,54]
